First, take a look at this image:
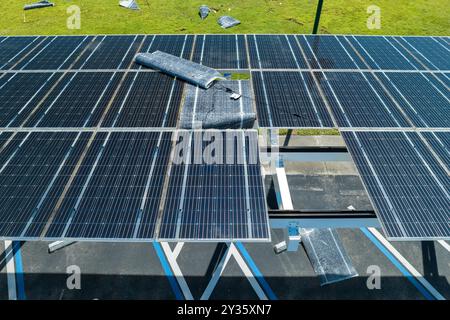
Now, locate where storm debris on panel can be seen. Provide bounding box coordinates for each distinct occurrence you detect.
[135,51,225,89]
[218,16,241,29]
[180,80,255,129]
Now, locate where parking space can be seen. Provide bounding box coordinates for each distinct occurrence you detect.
[386,240,450,299]
[16,242,175,300]
[243,229,426,300]
[0,233,447,300]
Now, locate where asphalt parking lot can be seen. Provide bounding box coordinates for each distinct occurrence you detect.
[0,230,449,300]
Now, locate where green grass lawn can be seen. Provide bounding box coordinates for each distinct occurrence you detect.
[1,0,448,36]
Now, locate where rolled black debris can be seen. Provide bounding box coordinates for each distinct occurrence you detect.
[24,0,54,10]
[217,16,240,29]
[135,51,225,89]
[199,5,210,20]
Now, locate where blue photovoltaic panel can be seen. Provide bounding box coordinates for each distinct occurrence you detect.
[0,132,12,147]
[45,131,172,240]
[397,36,450,70]
[0,132,22,162]
[192,35,248,69]
[0,132,91,238]
[0,73,15,88]
[422,132,450,170]
[437,37,450,45]
[425,73,450,94]
[343,131,450,240]
[132,35,194,69]
[248,34,307,69]
[24,72,122,128]
[73,35,141,69]
[436,37,450,50]
[299,35,366,69]
[252,71,334,128]
[159,130,269,241]
[316,71,410,127]
[102,72,182,128]
[15,36,91,70]
[377,72,450,128]
[435,73,450,87]
[0,72,61,127]
[0,36,39,69]
[348,36,423,70]
[1,37,57,70]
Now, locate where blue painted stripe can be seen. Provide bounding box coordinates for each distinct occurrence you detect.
[12,241,26,300]
[153,242,184,300]
[235,242,278,300]
[360,228,434,300]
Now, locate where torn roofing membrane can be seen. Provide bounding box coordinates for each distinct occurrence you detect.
[135,51,225,89]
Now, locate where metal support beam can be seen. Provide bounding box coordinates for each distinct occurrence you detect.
[270,217,380,229]
[280,152,352,162]
[269,131,304,252]
[313,0,325,34]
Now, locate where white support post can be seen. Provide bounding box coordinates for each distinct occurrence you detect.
[48,240,76,253]
[270,129,301,252]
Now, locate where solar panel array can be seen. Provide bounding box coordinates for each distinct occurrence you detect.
[0,34,449,241]
[1,35,448,130]
[0,129,268,241]
[0,34,272,242]
[342,131,449,240]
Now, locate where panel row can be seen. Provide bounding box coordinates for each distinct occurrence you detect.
[342,131,450,240]
[0,71,183,128]
[253,71,450,128]
[0,35,194,71]
[0,130,269,241]
[1,35,448,71]
[1,69,448,129]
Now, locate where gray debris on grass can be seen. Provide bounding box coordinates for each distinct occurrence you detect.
[218,16,241,29]
[199,5,210,20]
[119,0,140,10]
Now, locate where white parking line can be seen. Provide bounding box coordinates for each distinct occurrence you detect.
[160,242,194,300]
[201,245,233,300]
[438,240,450,253]
[172,243,184,260]
[200,243,268,300]
[4,241,17,300]
[368,228,445,300]
[230,244,268,300]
